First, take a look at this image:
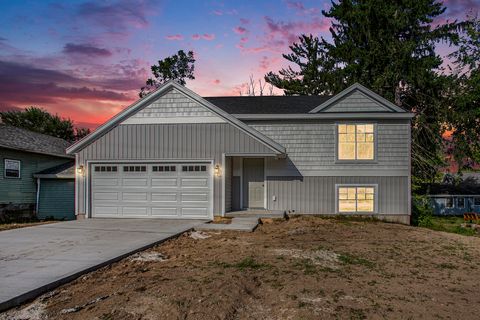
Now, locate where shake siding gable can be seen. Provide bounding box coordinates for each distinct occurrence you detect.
[322,90,391,113]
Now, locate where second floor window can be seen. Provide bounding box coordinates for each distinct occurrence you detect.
[338,124,375,160]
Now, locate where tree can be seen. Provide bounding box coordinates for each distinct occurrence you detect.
[265,0,464,182]
[140,50,195,97]
[238,75,275,96]
[0,107,90,142]
[447,15,480,170]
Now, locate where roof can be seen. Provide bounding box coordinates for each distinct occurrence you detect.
[67,80,286,155]
[0,124,73,158]
[34,161,75,179]
[420,183,480,196]
[204,95,332,114]
[309,83,408,113]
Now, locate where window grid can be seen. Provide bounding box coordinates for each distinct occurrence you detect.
[123,166,146,172]
[94,166,118,172]
[457,197,465,208]
[474,197,480,206]
[182,165,207,172]
[445,198,453,208]
[152,165,176,172]
[338,124,375,160]
[338,186,375,212]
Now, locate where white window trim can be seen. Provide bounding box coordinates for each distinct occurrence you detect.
[4,158,21,179]
[335,184,378,214]
[335,122,378,163]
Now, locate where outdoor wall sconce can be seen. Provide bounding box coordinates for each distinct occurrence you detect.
[214,164,221,177]
[77,165,85,176]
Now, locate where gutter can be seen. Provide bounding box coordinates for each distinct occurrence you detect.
[232,113,415,120]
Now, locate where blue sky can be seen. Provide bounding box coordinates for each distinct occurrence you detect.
[0,0,476,128]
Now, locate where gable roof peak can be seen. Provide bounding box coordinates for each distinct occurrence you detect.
[309,82,407,114]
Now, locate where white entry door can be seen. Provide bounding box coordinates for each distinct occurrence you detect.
[90,162,212,219]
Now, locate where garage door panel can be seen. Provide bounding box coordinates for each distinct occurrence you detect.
[181,178,209,187]
[123,178,148,187]
[151,193,177,202]
[95,206,119,215]
[152,178,178,187]
[181,193,209,202]
[151,207,179,217]
[182,207,208,217]
[94,192,119,200]
[122,207,148,216]
[93,178,119,187]
[122,192,148,201]
[91,162,212,219]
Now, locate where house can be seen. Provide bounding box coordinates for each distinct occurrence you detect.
[67,81,413,224]
[0,124,75,220]
[422,182,480,216]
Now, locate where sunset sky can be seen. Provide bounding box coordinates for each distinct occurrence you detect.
[0,0,477,129]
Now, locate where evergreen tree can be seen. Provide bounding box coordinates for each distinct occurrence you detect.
[265,0,464,182]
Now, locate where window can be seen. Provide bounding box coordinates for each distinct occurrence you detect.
[182,165,207,172]
[474,197,480,206]
[123,166,146,172]
[94,166,117,172]
[457,197,465,208]
[152,165,176,172]
[445,197,453,208]
[338,124,375,160]
[4,159,21,178]
[338,186,375,212]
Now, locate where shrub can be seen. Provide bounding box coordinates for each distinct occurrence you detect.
[412,195,434,227]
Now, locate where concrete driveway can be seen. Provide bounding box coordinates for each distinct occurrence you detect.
[0,219,205,311]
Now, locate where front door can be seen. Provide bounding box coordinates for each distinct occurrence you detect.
[243,158,265,208]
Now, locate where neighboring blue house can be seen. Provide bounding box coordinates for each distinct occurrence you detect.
[425,183,480,216]
[0,124,75,221]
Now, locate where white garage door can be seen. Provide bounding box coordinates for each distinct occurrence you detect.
[90,162,212,219]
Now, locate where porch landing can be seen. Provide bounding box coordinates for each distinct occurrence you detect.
[226,210,287,219]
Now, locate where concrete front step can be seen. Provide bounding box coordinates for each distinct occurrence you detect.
[196,217,259,232]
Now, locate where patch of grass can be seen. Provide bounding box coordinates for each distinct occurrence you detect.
[338,253,375,268]
[426,217,477,237]
[293,259,317,275]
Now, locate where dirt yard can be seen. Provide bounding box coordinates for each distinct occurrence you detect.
[2,216,480,320]
[0,221,56,231]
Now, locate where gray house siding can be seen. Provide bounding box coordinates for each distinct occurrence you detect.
[321,90,391,112]
[267,176,408,215]
[76,123,276,216]
[248,119,410,176]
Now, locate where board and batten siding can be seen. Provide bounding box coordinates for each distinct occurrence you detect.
[267,176,409,215]
[248,119,410,177]
[76,123,276,216]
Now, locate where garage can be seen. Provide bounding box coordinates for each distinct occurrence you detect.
[90,162,213,219]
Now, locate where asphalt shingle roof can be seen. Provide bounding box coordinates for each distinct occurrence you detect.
[0,124,73,158]
[204,95,332,114]
[35,160,75,177]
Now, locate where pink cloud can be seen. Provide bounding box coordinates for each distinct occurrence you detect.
[240,18,250,25]
[202,33,215,40]
[233,26,247,34]
[211,9,238,16]
[286,1,320,15]
[212,79,220,85]
[240,37,248,43]
[165,34,183,41]
[192,33,216,41]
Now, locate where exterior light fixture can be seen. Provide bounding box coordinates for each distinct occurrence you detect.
[214,164,221,177]
[77,165,85,176]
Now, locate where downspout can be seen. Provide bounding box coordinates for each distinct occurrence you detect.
[36,178,41,217]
